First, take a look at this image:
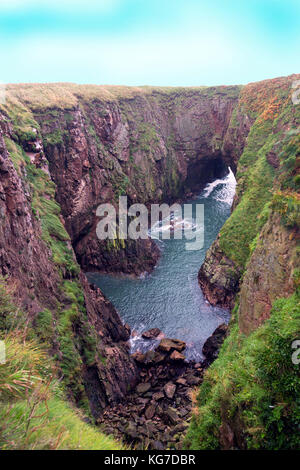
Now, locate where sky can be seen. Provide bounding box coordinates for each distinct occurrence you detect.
[0,0,299,86]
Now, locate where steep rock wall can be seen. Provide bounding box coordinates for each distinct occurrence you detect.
[1,75,299,432]
[8,84,244,274]
[186,74,300,450]
[0,111,139,416]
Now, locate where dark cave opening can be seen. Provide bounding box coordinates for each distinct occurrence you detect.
[184,154,230,195]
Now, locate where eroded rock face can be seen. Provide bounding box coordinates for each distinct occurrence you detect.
[80,277,139,416]
[28,88,244,275]
[202,323,228,364]
[0,117,60,314]
[0,114,139,415]
[198,238,241,308]
[238,214,298,335]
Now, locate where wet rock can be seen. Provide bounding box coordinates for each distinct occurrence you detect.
[170,350,186,361]
[132,350,166,365]
[152,351,167,364]
[142,328,163,339]
[157,338,186,353]
[164,382,176,399]
[140,350,156,364]
[202,323,228,363]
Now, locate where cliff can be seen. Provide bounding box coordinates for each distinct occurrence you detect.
[186,75,300,449]
[0,108,139,417]
[0,75,299,448]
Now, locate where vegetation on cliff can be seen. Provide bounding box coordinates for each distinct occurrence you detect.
[186,76,300,449]
[0,279,122,450]
[185,291,300,449]
[0,75,299,450]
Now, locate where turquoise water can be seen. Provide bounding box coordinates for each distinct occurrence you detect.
[87,169,236,361]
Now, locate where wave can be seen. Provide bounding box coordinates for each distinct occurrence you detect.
[202,167,236,205]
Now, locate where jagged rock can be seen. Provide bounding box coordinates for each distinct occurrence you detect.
[198,240,242,309]
[179,408,189,417]
[202,323,228,363]
[125,422,139,440]
[153,391,164,401]
[164,407,180,425]
[186,374,201,386]
[170,350,186,361]
[164,382,176,399]
[157,338,186,353]
[132,350,166,365]
[176,377,187,385]
[142,328,163,339]
[145,403,157,420]
[170,423,187,435]
[136,382,151,394]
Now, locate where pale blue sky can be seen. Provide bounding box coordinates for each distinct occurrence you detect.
[0,0,299,86]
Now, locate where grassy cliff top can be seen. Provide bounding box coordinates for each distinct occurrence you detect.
[4,82,242,111]
[3,74,299,113]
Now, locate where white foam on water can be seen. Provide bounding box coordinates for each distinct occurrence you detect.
[150,213,201,241]
[202,167,236,206]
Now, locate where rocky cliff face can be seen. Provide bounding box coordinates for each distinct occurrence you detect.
[7,84,245,275]
[0,75,299,433]
[0,110,139,415]
[198,75,300,314]
[0,83,244,419]
[186,74,300,450]
[239,213,298,334]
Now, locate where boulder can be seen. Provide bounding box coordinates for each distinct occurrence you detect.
[176,377,187,385]
[142,328,163,339]
[136,382,151,394]
[132,350,166,365]
[151,440,164,450]
[164,382,176,399]
[125,421,139,440]
[164,407,180,425]
[170,350,185,361]
[132,352,146,364]
[145,403,157,420]
[153,391,164,401]
[157,338,186,353]
[186,374,201,386]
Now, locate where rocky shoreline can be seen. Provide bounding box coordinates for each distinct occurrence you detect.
[97,328,227,449]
